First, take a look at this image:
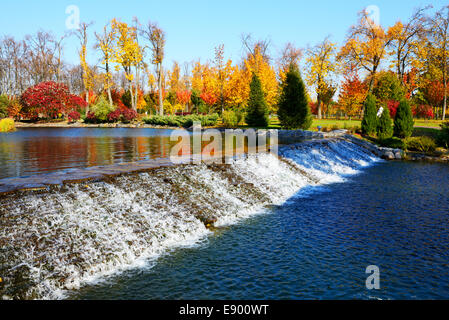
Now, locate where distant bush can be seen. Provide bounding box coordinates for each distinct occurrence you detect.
[88,96,116,123]
[0,118,15,132]
[413,104,434,119]
[405,136,436,153]
[379,137,406,149]
[222,110,239,127]
[143,114,219,127]
[0,95,10,118]
[68,111,81,123]
[437,121,449,148]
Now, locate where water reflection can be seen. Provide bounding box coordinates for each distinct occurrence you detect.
[0,128,177,179]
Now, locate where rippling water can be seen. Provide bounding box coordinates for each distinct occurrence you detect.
[70,161,449,300]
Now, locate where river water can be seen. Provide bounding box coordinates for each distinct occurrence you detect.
[0,129,448,300]
[69,161,449,300]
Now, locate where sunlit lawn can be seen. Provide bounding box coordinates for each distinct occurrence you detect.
[262,117,444,131]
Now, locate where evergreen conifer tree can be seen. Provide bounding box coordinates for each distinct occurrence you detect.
[245,73,269,127]
[377,106,393,139]
[278,64,312,129]
[361,93,378,136]
[394,99,414,138]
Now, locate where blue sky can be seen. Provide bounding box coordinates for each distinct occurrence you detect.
[0,0,446,69]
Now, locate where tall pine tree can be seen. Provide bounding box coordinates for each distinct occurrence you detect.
[361,93,378,136]
[394,99,414,138]
[245,73,269,127]
[278,64,312,129]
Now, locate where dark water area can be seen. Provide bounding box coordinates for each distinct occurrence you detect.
[0,128,176,179]
[71,161,449,300]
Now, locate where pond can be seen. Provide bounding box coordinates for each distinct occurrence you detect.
[0,128,176,179]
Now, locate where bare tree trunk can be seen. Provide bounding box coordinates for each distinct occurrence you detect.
[158,64,163,115]
[317,97,322,120]
[135,64,139,112]
[443,72,447,121]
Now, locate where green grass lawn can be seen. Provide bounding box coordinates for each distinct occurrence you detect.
[413,119,444,128]
[234,117,446,131]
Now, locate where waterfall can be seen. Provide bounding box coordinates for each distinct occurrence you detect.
[0,138,380,300]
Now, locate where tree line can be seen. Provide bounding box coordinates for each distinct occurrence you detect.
[1,5,449,123]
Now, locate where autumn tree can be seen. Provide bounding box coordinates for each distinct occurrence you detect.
[168,61,182,95]
[95,24,116,105]
[75,22,94,106]
[139,21,166,115]
[338,9,394,91]
[305,36,338,119]
[111,19,142,111]
[372,71,405,103]
[388,7,430,83]
[214,44,226,113]
[338,69,367,118]
[430,5,449,120]
[277,42,302,82]
[242,46,278,112]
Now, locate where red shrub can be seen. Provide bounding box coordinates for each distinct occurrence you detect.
[387,100,400,118]
[85,111,98,123]
[121,108,137,122]
[107,109,122,122]
[68,111,81,123]
[106,108,138,123]
[309,102,318,115]
[110,89,126,109]
[20,82,84,120]
[68,95,87,111]
[413,105,434,119]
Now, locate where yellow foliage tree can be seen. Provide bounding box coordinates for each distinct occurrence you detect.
[305,36,338,119]
[111,19,142,110]
[95,24,116,105]
[242,48,278,112]
[338,10,395,91]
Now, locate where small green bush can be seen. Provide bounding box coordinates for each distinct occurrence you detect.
[437,121,449,148]
[143,114,219,128]
[379,137,405,149]
[221,110,239,127]
[0,95,10,118]
[405,136,436,153]
[91,96,116,122]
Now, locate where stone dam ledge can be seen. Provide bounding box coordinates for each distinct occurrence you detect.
[0,129,441,195]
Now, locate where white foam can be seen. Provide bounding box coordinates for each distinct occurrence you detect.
[0,138,380,299]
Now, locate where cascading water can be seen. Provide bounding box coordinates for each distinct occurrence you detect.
[0,137,380,300]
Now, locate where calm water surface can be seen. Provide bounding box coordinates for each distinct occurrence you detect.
[0,128,176,179]
[71,161,449,300]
